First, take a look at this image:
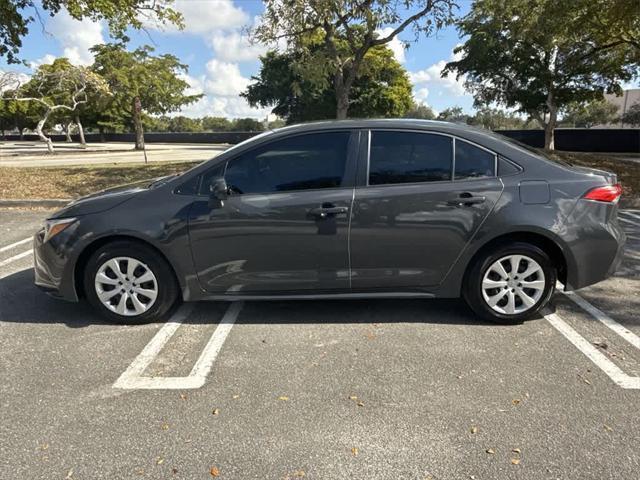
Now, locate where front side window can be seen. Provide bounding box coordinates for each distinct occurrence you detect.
[224,132,350,194]
[454,139,496,180]
[368,131,453,185]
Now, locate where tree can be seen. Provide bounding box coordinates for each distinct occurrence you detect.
[251,0,456,119]
[0,94,39,137]
[201,116,232,132]
[560,99,619,128]
[404,103,436,120]
[2,59,108,152]
[621,102,640,127]
[437,106,469,123]
[467,107,528,130]
[443,0,638,149]
[167,116,203,132]
[243,41,413,123]
[232,118,265,132]
[1,0,182,64]
[91,43,202,150]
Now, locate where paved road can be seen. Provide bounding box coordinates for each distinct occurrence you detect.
[0,142,229,167]
[1,209,639,479]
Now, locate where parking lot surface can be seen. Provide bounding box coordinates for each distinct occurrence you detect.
[1,208,639,479]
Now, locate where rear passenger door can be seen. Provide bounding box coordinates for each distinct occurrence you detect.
[349,130,503,290]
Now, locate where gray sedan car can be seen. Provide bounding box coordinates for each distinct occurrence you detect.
[34,119,625,324]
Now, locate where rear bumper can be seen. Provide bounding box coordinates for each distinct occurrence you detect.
[33,229,79,302]
[563,204,626,291]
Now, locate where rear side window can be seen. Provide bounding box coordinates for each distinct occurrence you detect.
[454,139,496,180]
[225,132,350,194]
[369,131,452,185]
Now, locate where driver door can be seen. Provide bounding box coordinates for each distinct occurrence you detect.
[187,130,358,294]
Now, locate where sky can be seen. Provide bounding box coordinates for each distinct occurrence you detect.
[1,0,478,119]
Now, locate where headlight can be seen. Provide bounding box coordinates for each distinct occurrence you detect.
[43,217,77,243]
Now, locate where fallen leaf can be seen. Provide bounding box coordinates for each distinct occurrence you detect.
[135,468,145,475]
[511,459,521,465]
[41,443,49,451]
[470,426,478,434]
[232,394,240,399]
[486,448,495,454]
[512,448,521,454]
[278,396,289,401]
[512,399,521,405]
[212,408,220,415]
[157,457,164,465]
[291,470,305,478]
[604,424,613,432]
[351,447,359,457]
[66,469,74,479]
[210,466,220,477]
[349,395,358,400]
[356,401,364,407]
[172,467,178,475]
[456,375,463,379]
[161,423,169,430]
[180,393,188,401]
[578,374,592,385]
[593,341,608,349]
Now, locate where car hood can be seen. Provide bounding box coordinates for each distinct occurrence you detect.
[50,177,169,218]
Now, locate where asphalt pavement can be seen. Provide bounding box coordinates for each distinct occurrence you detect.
[1,208,639,479]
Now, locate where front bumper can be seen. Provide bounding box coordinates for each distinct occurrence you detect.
[33,228,79,301]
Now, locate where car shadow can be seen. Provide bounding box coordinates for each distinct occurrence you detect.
[1,267,523,328]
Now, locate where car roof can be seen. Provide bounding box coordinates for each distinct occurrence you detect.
[272,118,471,134]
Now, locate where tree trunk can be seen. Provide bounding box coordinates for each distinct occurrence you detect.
[543,90,558,150]
[36,113,54,154]
[336,90,349,120]
[75,114,86,146]
[64,122,73,142]
[133,97,145,150]
[98,126,105,143]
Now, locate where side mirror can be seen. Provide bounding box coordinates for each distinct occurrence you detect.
[208,177,228,208]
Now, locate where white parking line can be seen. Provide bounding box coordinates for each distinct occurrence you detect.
[0,237,31,253]
[545,312,640,389]
[563,291,640,351]
[0,249,32,268]
[620,211,640,222]
[113,302,243,390]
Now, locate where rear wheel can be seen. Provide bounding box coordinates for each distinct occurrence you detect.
[84,241,179,324]
[464,242,556,324]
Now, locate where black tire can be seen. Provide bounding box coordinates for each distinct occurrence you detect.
[83,240,179,324]
[463,242,556,324]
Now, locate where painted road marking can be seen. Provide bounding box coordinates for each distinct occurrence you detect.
[113,302,243,390]
[545,312,640,389]
[0,250,32,268]
[563,291,640,351]
[0,237,31,253]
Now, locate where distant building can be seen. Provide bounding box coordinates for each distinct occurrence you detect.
[601,88,640,128]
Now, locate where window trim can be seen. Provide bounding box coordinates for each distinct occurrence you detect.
[196,129,359,197]
[364,129,501,188]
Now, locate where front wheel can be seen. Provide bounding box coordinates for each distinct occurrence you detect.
[463,242,556,324]
[84,241,179,324]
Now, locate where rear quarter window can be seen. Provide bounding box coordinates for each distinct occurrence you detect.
[454,139,496,180]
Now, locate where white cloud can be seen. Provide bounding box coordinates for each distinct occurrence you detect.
[209,31,267,62]
[376,28,406,63]
[29,54,57,69]
[409,47,467,98]
[43,9,104,65]
[149,0,248,34]
[414,87,430,103]
[176,62,269,119]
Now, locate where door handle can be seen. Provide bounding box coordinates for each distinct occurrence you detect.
[447,194,486,207]
[309,205,349,218]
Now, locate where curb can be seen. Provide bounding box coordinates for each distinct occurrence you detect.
[0,198,71,208]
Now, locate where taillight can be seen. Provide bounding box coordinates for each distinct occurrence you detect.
[582,184,622,203]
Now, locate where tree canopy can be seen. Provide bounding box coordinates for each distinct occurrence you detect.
[243,39,413,123]
[90,43,202,149]
[443,0,638,149]
[251,0,456,119]
[560,99,619,128]
[1,0,182,63]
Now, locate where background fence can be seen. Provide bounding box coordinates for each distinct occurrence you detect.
[2,128,639,153]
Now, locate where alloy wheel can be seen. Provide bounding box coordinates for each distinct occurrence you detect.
[481,254,546,315]
[94,257,158,316]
